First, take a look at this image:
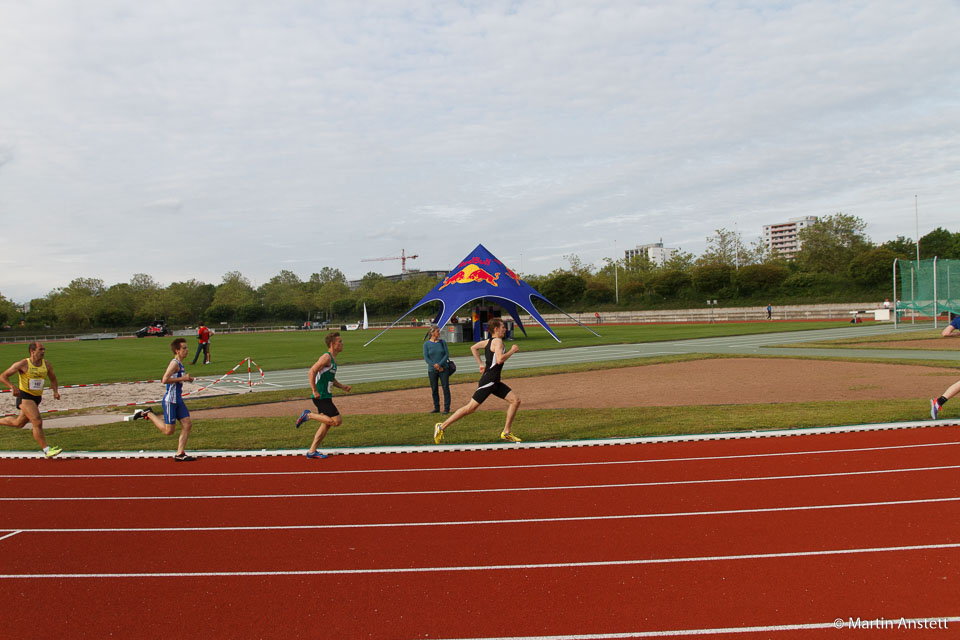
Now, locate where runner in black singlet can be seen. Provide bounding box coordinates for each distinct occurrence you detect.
[433,317,522,444]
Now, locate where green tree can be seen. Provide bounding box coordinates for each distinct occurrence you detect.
[167,280,215,322]
[212,271,258,315]
[649,270,691,298]
[919,227,960,259]
[0,293,19,326]
[699,228,751,268]
[51,278,105,328]
[848,247,899,286]
[95,283,136,327]
[691,264,734,295]
[538,271,587,307]
[795,213,871,274]
[880,235,916,259]
[735,264,790,296]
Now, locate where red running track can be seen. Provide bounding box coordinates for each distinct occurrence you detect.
[1,426,959,639]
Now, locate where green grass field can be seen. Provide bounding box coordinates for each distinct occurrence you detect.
[0,320,949,453]
[0,320,853,385]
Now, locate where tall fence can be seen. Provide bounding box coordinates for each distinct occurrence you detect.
[896,258,960,323]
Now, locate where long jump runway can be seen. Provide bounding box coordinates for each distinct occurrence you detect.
[1,425,959,639]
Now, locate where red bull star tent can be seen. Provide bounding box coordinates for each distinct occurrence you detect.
[364,244,599,346]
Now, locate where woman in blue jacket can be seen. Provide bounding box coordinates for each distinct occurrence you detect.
[423,324,451,414]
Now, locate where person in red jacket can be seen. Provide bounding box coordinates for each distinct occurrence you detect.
[191,322,211,365]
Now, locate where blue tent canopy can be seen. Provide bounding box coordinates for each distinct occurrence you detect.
[364,244,599,346]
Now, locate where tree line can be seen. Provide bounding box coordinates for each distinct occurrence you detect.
[2,214,958,331]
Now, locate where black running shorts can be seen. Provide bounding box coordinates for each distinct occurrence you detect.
[472,381,511,404]
[311,397,340,418]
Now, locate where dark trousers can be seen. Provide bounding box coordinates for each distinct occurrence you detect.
[191,342,209,364]
[428,367,451,412]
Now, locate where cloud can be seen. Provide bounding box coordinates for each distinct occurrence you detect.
[1,0,959,301]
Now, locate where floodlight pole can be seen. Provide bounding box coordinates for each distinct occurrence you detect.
[893,258,898,329]
[614,240,619,304]
[934,256,939,329]
[915,195,920,263]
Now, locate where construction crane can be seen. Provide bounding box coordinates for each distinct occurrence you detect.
[361,248,419,275]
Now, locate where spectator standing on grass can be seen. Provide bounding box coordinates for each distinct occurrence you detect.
[423,324,451,414]
[434,317,522,444]
[191,321,211,365]
[766,304,772,320]
[294,332,351,459]
[0,342,62,458]
[131,338,197,461]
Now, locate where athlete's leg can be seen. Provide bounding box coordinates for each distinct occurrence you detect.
[0,411,30,429]
[438,399,480,433]
[501,391,521,435]
[176,416,193,455]
[18,399,48,449]
[308,413,341,452]
[143,410,175,436]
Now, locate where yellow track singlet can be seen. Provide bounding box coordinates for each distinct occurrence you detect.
[18,359,48,396]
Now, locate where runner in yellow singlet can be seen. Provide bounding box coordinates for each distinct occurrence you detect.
[0,342,62,457]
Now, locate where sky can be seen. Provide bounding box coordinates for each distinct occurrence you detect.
[1,0,958,303]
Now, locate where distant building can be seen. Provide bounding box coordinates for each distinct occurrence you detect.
[762,216,817,259]
[625,242,676,268]
[348,269,447,291]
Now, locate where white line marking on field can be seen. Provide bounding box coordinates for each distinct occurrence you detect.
[3,440,958,480]
[3,542,959,579]
[0,531,21,542]
[10,496,960,534]
[2,464,958,501]
[432,617,960,639]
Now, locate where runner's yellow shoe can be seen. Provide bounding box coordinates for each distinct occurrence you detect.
[500,431,521,443]
[434,423,445,444]
[44,446,62,458]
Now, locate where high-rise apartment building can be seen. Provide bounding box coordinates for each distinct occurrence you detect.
[762,216,817,259]
[625,242,676,267]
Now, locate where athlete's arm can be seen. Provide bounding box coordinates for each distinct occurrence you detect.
[161,360,193,384]
[308,353,331,396]
[0,360,26,395]
[332,379,351,393]
[45,361,61,400]
[493,338,519,365]
[470,340,486,371]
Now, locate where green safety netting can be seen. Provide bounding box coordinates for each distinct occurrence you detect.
[896,258,960,317]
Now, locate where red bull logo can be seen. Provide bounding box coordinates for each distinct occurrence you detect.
[439,264,501,290]
[504,266,521,285]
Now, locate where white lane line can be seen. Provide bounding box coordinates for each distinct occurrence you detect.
[433,617,960,639]
[3,542,960,579]
[2,464,959,501]
[10,496,960,534]
[4,440,958,480]
[0,531,21,542]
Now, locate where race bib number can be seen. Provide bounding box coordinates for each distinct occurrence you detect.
[327,381,334,394]
[28,378,44,391]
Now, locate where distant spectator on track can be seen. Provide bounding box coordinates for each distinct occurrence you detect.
[434,317,522,444]
[423,324,451,414]
[191,321,211,365]
[0,342,62,458]
[131,337,197,461]
[766,304,772,320]
[294,332,351,459]
[940,313,960,338]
